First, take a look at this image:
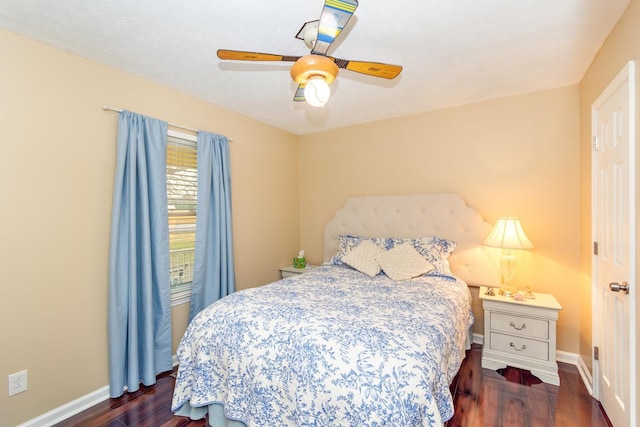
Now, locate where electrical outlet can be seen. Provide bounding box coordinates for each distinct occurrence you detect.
[8,370,28,396]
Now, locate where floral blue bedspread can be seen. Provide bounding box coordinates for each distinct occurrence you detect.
[172,265,474,426]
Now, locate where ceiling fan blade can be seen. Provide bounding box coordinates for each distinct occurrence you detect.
[217,49,301,63]
[331,57,403,79]
[293,84,307,102]
[311,0,358,56]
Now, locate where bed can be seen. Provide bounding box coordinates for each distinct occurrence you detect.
[172,193,498,426]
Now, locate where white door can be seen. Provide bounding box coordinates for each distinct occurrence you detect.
[592,61,636,427]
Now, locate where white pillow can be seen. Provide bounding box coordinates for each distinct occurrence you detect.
[342,240,385,276]
[376,243,434,280]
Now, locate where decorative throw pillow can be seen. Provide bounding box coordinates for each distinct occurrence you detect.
[342,240,385,276]
[375,243,434,280]
[330,234,388,266]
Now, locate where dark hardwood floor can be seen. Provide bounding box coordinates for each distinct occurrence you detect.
[446,344,612,427]
[55,344,612,427]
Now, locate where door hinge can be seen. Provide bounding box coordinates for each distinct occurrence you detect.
[593,241,598,256]
[592,136,599,150]
[594,346,599,361]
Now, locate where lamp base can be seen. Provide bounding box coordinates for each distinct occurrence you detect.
[499,250,518,297]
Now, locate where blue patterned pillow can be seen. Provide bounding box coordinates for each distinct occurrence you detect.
[387,236,456,275]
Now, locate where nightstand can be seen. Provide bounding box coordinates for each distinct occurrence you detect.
[479,286,563,385]
[279,264,317,279]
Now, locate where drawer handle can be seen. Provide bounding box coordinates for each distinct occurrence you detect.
[509,321,526,331]
[510,342,527,351]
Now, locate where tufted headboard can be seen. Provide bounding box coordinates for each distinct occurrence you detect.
[323,193,499,287]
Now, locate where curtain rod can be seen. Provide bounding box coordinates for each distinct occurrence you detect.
[101,105,233,142]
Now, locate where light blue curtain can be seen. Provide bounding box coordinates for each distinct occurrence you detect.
[108,111,172,398]
[188,131,235,321]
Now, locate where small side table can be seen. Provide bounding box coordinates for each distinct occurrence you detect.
[279,264,317,279]
[479,286,563,385]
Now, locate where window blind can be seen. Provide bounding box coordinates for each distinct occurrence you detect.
[167,135,197,292]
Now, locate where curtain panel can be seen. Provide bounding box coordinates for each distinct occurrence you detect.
[108,111,172,398]
[189,131,236,321]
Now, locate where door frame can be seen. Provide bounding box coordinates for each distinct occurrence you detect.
[591,60,636,426]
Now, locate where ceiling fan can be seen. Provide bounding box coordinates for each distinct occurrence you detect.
[216,0,403,107]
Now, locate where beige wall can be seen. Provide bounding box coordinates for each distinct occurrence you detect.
[5,2,637,421]
[299,85,582,353]
[578,0,640,409]
[0,29,299,427]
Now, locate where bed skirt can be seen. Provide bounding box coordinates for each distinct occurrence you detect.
[175,401,247,427]
[176,402,445,427]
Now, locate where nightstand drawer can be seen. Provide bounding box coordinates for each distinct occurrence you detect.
[281,270,299,278]
[490,332,549,361]
[490,312,549,339]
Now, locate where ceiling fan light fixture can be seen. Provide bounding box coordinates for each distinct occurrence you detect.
[290,55,338,107]
[290,54,338,85]
[218,0,403,107]
[304,76,331,107]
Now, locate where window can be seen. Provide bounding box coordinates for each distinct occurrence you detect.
[167,130,197,305]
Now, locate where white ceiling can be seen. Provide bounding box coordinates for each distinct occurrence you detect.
[0,0,629,135]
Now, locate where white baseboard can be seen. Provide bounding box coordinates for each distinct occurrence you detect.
[16,386,110,427]
[575,354,594,395]
[472,332,483,345]
[556,349,579,365]
[17,356,181,427]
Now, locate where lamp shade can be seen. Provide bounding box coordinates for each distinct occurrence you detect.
[483,217,534,250]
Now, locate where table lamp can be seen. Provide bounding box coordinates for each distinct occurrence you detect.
[483,217,534,297]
